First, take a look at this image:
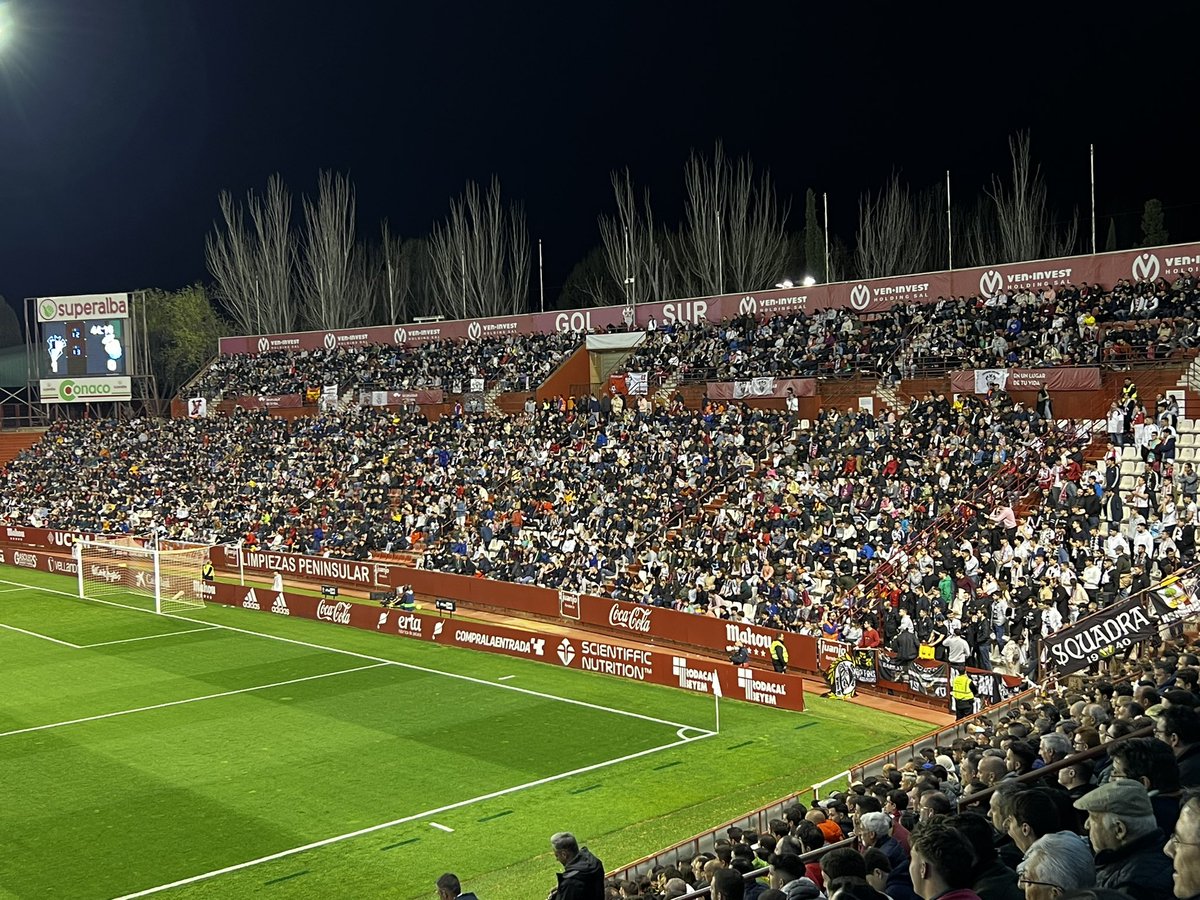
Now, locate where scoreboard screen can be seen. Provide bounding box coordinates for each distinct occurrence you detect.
[41,319,126,377]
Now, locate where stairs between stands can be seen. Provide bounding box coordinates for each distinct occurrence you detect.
[872,381,909,415]
[653,375,680,407]
[1178,355,1200,393]
[483,383,504,417]
[0,430,45,467]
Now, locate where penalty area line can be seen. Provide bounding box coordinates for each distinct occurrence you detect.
[0,663,390,740]
[77,626,218,648]
[111,729,716,899]
[0,577,714,736]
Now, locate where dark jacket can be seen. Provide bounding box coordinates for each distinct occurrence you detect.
[972,859,1022,900]
[553,848,605,900]
[779,877,822,900]
[876,835,918,900]
[1178,743,1200,788]
[1094,828,1174,900]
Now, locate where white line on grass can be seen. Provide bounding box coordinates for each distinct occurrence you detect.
[0,577,714,736]
[498,675,516,681]
[78,626,218,648]
[0,586,29,593]
[429,822,454,833]
[111,729,713,899]
[0,663,390,740]
[0,621,82,648]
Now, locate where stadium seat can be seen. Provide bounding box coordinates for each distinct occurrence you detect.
[1121,446,1139,461]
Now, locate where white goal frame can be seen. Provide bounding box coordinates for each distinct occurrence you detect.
[75,536,215,614]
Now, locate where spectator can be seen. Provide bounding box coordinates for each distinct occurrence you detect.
[859,812,917,900]
[437,873,479,900]
[1159,707,1200,787]
[863,847,892,897]
[1165,788,1200,900]
[711,868,745,900]
[821,846,888,900]
[549,832,604,900]
[767,853,822,900]
[948,811,1021,900]
[1058,757,1097,805]
[1015,831,1096,900]
[1110,737,1184,835]
[1008,789,1061,857]
[1074,778,1174,900]
[907,820,981,900]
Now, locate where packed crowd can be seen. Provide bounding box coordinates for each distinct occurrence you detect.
[601,644,1200,899]
[189,331,581,399]
[621,274,1200,388]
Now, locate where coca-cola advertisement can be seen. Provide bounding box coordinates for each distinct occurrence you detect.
[607,603,653,634]
[203,582,805,710]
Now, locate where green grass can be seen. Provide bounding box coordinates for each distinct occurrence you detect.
[0,566,929,899]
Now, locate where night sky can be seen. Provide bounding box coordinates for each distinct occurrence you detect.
[1,1,1198,326]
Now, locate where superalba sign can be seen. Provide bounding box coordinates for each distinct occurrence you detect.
[37,294,130,323]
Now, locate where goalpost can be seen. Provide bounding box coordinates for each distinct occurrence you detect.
[75,536,213,614]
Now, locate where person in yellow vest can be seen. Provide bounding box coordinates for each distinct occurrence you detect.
[951,666,975,720]
[770,634,789,673]
[201,560,215,582]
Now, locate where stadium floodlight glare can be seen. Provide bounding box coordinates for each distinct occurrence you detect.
[775,279,794,289]
[0,3,13,52]
[802,276,817,287]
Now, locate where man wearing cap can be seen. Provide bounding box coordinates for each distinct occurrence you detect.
[548,832,604,900]
[1074,777,1174,900]
[1165,788,1200,900]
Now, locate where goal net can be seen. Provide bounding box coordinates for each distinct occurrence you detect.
[75,536,212,614]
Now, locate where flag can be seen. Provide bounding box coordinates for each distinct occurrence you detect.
[712,672,722,698]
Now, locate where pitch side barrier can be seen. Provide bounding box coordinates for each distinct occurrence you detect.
[201,580,806,711]
[217,242,1200,355]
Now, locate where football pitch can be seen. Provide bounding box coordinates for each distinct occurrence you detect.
[0,566,930,899]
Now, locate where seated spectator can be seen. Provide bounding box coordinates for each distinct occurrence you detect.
[1074,778,1174,900]
[1008,789,1061,858]
[767,853,822,900]
[948,811,1021,900]
[907,820,981,900]
[1015,831,1096,900]
[1166,787,1200,900]
[1158,706,1200,788]
[821,846,888,900]
[1109,737,1183,835]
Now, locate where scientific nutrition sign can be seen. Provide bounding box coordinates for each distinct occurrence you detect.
[204,582,806,711]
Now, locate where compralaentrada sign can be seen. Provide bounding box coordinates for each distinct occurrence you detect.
[202,581,806,711]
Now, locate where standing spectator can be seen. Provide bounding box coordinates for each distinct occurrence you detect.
[907,820,981,900]
[437,873,479,900]
[548,832,604,900]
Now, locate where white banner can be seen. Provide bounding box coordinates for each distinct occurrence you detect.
[732,376,775,399]
[974,369,1009,393]
[36,293,129,323]
[40,377,132,404]
[626,372,648,396]
[469,378,485,393]
[187,397,207,418]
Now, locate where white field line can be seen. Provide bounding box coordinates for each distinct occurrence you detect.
[111,729,714,899]
[79,626,218,648]
[0,621,82,648]
[0,586,29,593]
[429,822,454,833]
[0,577,714,736]
[498,675,516,681]
[0,663,390,740]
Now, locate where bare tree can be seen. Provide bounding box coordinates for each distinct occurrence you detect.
[986,131,1077,264]
[296,171,370,329]
[854,174,938,278]
[374,220,410,324]
[598,169,677,306]
[205,174,296,334]
[674,143,790,295]
[428,178,529,319]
